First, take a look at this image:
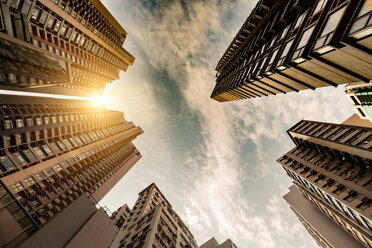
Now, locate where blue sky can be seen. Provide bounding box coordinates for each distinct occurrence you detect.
[98,0,356,247]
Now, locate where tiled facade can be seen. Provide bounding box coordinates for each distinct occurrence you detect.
[0,95,143,247]
[277,116,372,247]
[212,0,372,102]
[0,0,135,97]
[110,183,198,248]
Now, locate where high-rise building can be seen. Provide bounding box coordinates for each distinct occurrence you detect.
[284,185,365,248]
[0,94,143,247]
[277,115,372,247]
[111,203,131,228]
[110,183,198,248]
[200,237,238,248]
[211,0,372,102]
[346,82,372,122]
[0,0,135,97]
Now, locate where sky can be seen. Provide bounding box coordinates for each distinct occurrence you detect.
[97,0,356,247]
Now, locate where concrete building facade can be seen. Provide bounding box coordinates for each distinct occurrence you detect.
[0,0,135,97]
[110,183,198,248]
[211,0,372,102]
[200,237,238,248]
[277,115,372,247]
[0,95,143,247]
[346,82,372,122]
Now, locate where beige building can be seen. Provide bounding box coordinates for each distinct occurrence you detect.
[200,237,238,248]
[345,82,372,122]
[0,0,134,97]
[0,95,143,247]
[110,183,198,248]
[278,115,372,247]
[211,0,372,102]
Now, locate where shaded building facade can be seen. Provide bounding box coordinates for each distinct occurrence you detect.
[200,237,238,248]
[0,0,135,97]
[110,183,198,248]
[0,95,143,247]
[284,185,365,248]
[346,82,372,122]
[211,0,372,102]
[277,115,372,247]
[111,203,131,228]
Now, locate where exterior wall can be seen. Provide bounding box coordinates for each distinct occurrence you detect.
[65,207,119,248]
[111,203,131,228]
[109,183,198,248]
[18,195,97,248]
[0,95,143,247]
[277,118,372,247]
[284,185,365,248]
[212,0,372,102]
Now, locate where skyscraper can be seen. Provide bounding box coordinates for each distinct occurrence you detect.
[346,82,372,122]
[0,0,135,97]
[211,0,372,102]
[277,115,372,247]
[0,94,143,247]
[200,237,238,248]
[110,183,198,248]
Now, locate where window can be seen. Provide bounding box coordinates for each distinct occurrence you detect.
[22,149,37,163]
[357,135,372,148]
[348,6,372,39]
[26,118,34,127]
[35,117,42,125]
[54,164,62,171]
[0,156,16,171]
[313,0,326,15]
[292,27,315,63]
[24,176,36,186]
[43,117,50,124]
[11,182,24,192]
[21,0,32,14]
[46,168,55,175]
[33,147,46,159]
[36,171,46,180]
[12,152,27,165]
[41,145,54,156]
[15,119,24,128]
[3,120,13,129]
[39,10,48,24]
[56,141,67,151]
[314,7,347,52]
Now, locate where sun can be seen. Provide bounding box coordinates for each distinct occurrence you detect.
[93,96,104,105]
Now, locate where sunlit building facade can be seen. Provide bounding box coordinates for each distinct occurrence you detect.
[346,82,372,122]
[110,183,198,248]
[0,95,143,247]
[0,0,135,97]
[277,115,372,247]
[211,0,372,102]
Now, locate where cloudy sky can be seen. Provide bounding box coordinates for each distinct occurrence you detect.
[98,0,356,247]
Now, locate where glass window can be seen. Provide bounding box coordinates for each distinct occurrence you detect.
[35,171,46,180]
[54,164,62,171]
[30,6,40,20]
[56,141,67,151]
[24,176,36,186]
[63,139,73,149]
[11,182,24,192]
[41,145,54,156]
[58,116,64,123]
[35,117,42,125]
[294,12,307,30]
[22,149,37,163]
[43,117,50,124]
[33,147,46,159]
[46,167,54,175]
[313,0,326,15]
[39,10,48,24]
[15,119,24,128]
[26,118,34,127]
[10,0,21,9]
[49,142,62,153]
[3,120,13,129]
[12,152,27,165]
[0,156,16,171]
[21,0,32,14]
